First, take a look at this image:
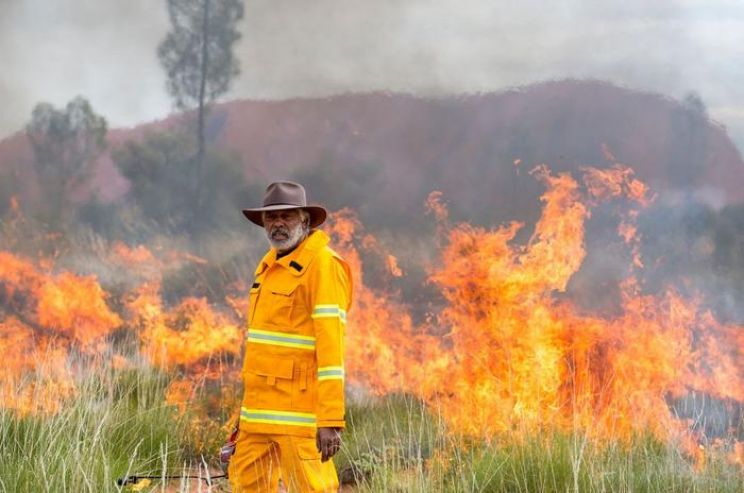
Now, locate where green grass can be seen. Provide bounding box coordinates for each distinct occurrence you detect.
[0,363,193,493]
[339,396,743,493]
[442,434,743,493]
[2,365,742,492]
[336,394,444,490]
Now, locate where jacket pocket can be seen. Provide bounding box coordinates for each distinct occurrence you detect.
[244,354,294,408]
[266,284,297,328]
[292,362,316,411]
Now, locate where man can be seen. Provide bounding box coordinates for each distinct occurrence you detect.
[229,181,352,492]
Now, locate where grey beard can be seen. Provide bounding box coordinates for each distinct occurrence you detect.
[268,223,308,252]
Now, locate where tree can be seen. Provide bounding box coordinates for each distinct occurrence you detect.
[113,132,194,231]
[113,131,250,236]
[25,96,107,225]
[157,0,244,198]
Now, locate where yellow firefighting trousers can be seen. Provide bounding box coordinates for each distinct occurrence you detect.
[228,431,339,493]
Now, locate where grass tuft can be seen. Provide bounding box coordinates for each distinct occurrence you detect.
[2,371,742,492]
[0,363,189,492]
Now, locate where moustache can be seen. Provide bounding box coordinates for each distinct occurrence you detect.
[270,226,289,236]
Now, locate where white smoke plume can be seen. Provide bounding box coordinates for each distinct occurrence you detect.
[1,0,743,148]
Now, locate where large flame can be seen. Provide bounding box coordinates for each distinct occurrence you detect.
[0,244,241,416]
[0,252,120,413]
[1,163,742,465]
[334,164,743,452]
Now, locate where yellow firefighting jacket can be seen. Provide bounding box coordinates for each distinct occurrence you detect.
[240,230,352,437]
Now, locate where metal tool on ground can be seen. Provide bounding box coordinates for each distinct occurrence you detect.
[117,473,227,486]
[116,426,237,487]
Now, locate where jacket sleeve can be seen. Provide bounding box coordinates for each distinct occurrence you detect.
[309,251,352,428]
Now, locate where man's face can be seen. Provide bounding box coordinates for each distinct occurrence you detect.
[263,209,309,252]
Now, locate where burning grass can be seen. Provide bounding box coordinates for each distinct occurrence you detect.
[1,366,741,493]
[339,395,743,493]
[441,433,742,492]
[333,164,744,453]
[0,359,192,492]
[1,162,743,491]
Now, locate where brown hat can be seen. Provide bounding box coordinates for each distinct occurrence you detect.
[242,181,327,228]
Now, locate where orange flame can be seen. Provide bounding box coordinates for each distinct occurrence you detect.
[0,317,76,415]
[335,165,743,451]
[2,163,742,467]
[130,282,242,369]
[1,245,242,415]
[37,272,122,351]
[730,441,744,467]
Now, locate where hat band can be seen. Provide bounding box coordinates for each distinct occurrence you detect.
[264,202,305,207]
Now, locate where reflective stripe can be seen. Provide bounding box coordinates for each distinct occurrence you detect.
[312,304,347,323]
[240,407,317,427]
[247,328,315,350]
[318,366,345,381]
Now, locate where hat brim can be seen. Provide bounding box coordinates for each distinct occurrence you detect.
[242,204,327,228]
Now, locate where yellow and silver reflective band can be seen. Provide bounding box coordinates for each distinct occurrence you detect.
[311,304,347,324]
[247,328,316,350]
[317,365,345,381]
[240,407,317,427]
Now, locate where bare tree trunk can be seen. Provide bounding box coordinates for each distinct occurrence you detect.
[196,0,210,208]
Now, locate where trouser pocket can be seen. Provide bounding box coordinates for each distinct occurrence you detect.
[282,436,338,493]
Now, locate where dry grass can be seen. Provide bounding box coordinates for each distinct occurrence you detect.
[2,363,743,492]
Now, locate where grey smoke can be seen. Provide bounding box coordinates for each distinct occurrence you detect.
[1,0,743,150]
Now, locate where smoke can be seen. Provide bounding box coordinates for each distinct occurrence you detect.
[0,0,170,138]
[1,0,744,149]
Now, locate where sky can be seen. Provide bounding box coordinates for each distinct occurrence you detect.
[1,0,743,150]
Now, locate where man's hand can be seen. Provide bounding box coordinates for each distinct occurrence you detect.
[316,427,342,462]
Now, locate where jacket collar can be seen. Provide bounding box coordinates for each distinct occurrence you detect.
[256,230,330,276]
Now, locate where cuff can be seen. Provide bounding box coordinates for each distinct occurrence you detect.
[317,419,346,428]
